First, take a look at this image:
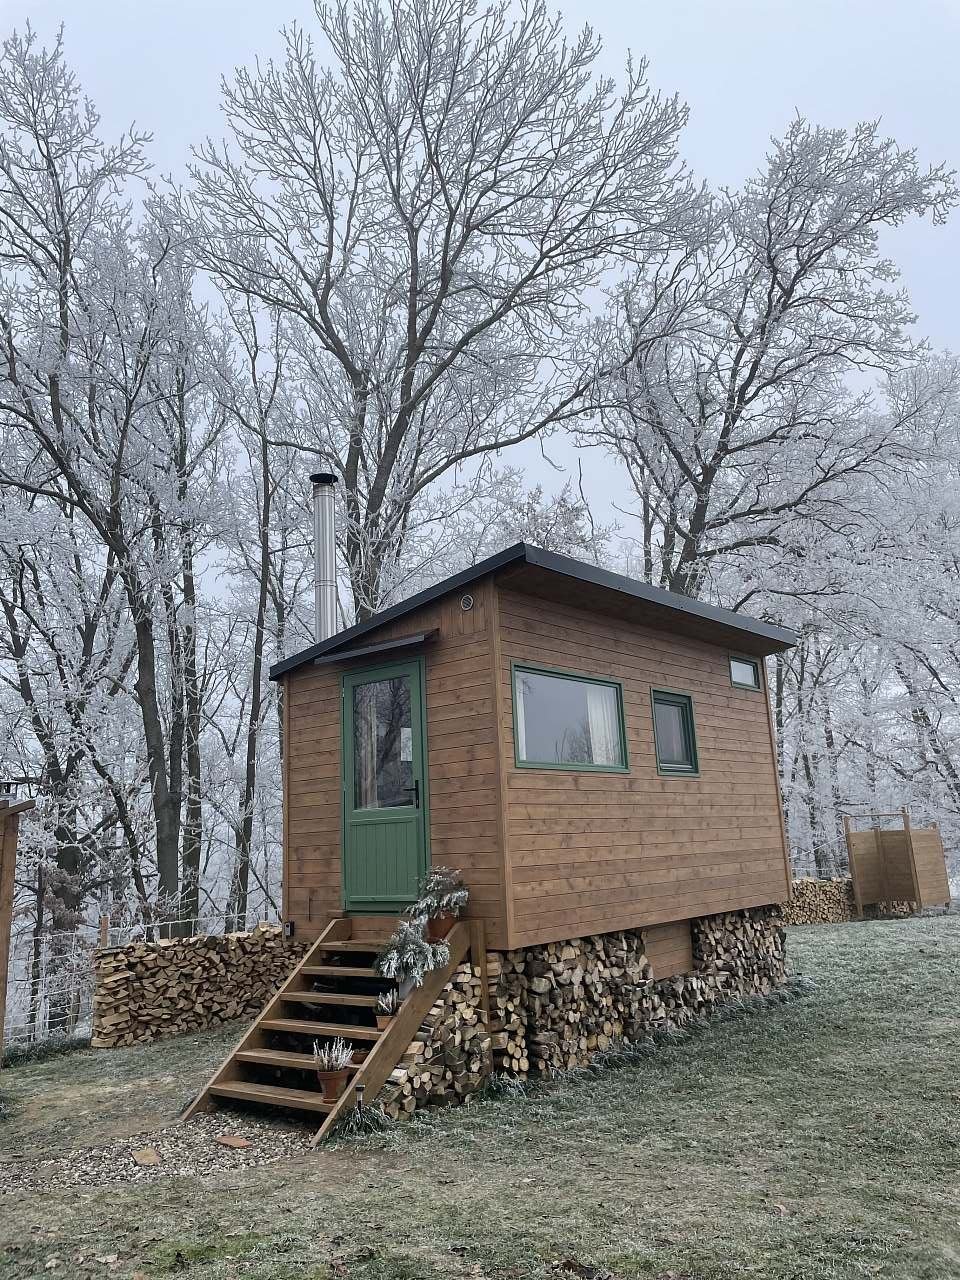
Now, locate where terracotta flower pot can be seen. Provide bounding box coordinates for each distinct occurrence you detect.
[426,911,455,941]
[376,1014,394,1031]
[316,1068,350,1102]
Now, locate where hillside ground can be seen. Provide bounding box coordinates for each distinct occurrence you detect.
[1,915,958,1280]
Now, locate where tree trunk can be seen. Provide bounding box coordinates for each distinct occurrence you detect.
[228,429,273,932]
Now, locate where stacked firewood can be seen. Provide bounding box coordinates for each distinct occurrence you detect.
[483,907,786,1080]
[781,879,856,925]
[519,933,656,1074]
[692,908,786,993]
[91,925,305,1047]
[486,950,529,1074]
[377,962,493,1121]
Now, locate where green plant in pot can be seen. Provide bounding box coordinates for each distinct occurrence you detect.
[407,866,469,941]
[313,1036,353,1102]
[376,988,399,1030]
[376,919,449,997]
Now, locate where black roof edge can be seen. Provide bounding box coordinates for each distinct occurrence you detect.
[269,544,528,679]
[268,542,796,681]
[521,545,797,649]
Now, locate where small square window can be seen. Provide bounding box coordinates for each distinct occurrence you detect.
[651,689,699,776]
[729,656,761,690]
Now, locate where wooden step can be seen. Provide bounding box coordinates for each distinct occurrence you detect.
[300,965,384,979]
[314,939,391,953]
[209,1080,332,1113]
[281,991,380,1008]
[260,1018,380,1040]
[235,1047,356,1071]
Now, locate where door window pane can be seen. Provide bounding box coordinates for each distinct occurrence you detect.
[353,676,414,808]
[513,667,625,769]
[652,690,698,774]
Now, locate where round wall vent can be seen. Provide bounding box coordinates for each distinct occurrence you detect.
[460,593,475,612]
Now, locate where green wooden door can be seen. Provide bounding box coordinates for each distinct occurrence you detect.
[342,658,429,913]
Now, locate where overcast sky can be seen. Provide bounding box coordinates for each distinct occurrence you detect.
[3,0,958,517]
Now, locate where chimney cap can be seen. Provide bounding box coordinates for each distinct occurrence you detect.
[310,472,338,486]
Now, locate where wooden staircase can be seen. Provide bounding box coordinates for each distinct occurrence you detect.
[184,917,473,1145]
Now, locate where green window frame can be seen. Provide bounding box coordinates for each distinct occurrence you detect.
[729,654,761,690]
[511,661,629,773]
[651,688,699,777]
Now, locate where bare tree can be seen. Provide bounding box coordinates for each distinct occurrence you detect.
[0,30,226,921]
[591,117,958,600]
[183,0,697,617]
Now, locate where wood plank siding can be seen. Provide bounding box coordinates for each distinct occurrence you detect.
[282,579,510,946]
[643,921,694,978]
[280,569,790,953]
[494,587,790,949]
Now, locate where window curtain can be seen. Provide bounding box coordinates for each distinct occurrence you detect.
[654,700,686,764]
[586,684,620,766]
[515,675,528,759]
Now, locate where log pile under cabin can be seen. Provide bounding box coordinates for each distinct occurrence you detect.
[483,908,785,1081]
[378,962,492,1121]
[375,905,786,1120]
[92,926,307,1047]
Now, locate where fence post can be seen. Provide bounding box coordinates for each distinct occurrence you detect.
[842,814,864,919]
[98,915,109,950]
[901,807,922,910]
[0,788,36,1063]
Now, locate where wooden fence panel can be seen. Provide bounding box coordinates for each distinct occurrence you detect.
[847,831,886,906]
[910,828,951,907]
[1,797,35,1059]
[845,814,951,913]
[878,831,919,901]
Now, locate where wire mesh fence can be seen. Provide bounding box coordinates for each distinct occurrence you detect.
[3,927,98,1049]
[3,909,279,1051]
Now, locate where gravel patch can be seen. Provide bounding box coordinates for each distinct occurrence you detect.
[0,1111,316,1191]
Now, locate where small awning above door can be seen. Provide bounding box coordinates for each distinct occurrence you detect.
[312,629,438,667]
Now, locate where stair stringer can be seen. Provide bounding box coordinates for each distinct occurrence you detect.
[310,920,472,1145]
[182,916,353,1121]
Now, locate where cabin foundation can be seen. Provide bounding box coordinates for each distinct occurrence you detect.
[377,904,785,1121]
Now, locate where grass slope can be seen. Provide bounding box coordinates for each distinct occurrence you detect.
[1,916,959,1280]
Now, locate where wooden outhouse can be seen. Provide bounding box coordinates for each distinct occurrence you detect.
[270,543,795,953]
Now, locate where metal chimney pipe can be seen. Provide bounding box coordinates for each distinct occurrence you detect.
[311,472,338,642]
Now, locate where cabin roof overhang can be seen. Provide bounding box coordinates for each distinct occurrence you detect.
[269,543,797,681]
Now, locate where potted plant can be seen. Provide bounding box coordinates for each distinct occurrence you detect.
[407,866,469,941]
[376,988,400,1030]
[376,919,449,995]
[312,1036,354,1102]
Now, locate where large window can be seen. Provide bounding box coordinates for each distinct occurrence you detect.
[651,689,699,776]
[729,655,761,690]
[512,664,628,771]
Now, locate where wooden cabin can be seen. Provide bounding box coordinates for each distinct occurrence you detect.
[270,543,795,954]
[191,543,795,1138]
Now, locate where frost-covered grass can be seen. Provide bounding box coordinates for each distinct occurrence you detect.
[1,1030,91,1069]
[2,915,959,1279]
